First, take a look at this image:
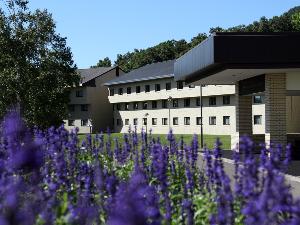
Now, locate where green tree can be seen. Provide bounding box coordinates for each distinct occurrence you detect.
[0,0,79,128]
[292,12,300,30]
[91,57,112,68]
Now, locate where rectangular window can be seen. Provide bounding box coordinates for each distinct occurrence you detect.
[196,117,202,125]
[177,81,184,89]
[142,102,148,109]
[152,118,157,125]
[145,85,150,93]
[110,89,114,96]
[196,98,201,106]
[118,88,123,95]
[127,87,131,94]
[162,100,168,108]
[223,96,230,105]
[254,115,262,125]
[173,117,178,125]
[125,103,129,110]
[166,82,171,90]
[253,96,263,104]
[223,116,230,125]
[81,119,88,126]
[116,119,121,126]
[209,97,216,106]
[68,120,75,126]
[184,117,190,125]
[184,98,190,107]
[81,104,88,111]
[189,84,195,88]
[133,102,139,110]
[143,118,147,125]
[68,104,75,112]
[152,101,157,109]
[173,99,179,108]
[209,116,216,125]
[116,104,121,110]
[125,119,129,125]
[76,90,83,97]
[136,86,141,93]
[133,118,138,125]
[155,84,161,92]
[162,118,168,125]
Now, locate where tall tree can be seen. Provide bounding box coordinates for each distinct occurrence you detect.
[91,57,112,68]
[0,0,79,128]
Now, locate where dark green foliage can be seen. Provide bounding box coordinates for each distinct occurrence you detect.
[0,0,79,128]
[93,6,300,73]
[91,56,112,68]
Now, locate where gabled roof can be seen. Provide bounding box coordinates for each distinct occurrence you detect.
[104,60,175,86]
[78,67,116,84]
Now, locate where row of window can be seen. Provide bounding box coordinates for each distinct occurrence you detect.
[68,119,89,127]
[68,104,89,112]
[110,81,194,96]
[115,116,230,126]
[113,96,231,111]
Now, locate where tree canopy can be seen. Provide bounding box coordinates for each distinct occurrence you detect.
[0,0,79,128]
[92,6,300,73]
[91,57,112,68]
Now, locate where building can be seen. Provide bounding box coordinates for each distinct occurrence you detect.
[104,60,265,137]
[174,32,300,149]
[64,66,123,133]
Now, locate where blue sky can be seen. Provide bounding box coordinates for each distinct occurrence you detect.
[28,0,299,68]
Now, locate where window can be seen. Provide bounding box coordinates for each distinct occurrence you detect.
[68,120,75,126]
[253,96,263,104]
[223,116,230,125]
[173,117,178,125]
[184,117,190,125]
[143,118,147,125]
[209,116,216,125]
[196,117,202,125]
[173,99,179,108]
[196,98,201,106]
[125,103,129,110]
[189,84,195,88]
[116,104,121,110]
[152,118,157,125]
[162,100,168,108]
[81,104,88,111]
[145,85,150,93]
[209,97,216,106]
[127,87,131,94]
[184,98,190,107]
[166,82,171,90]
[254,115,262,125]
[133,118,138,125]
[142,102,148,109]
[177,81,184,89]
[125,119,129,125]
[76,90,83,97]
[152,101,157,109]
[116,119,121,126]
[118,88,123,95]
[133,102,139,110]
[81,119,88,126]
[110,89,114,96]
[162,118,168,125]
[155,84,161,92]
[136,86,141,93]
[223,96,230,105]
[68,105,75,112]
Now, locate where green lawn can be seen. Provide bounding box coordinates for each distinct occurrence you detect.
[78,133,230,150]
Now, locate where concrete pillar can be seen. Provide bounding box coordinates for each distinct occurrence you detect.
[265,73,287,147]
[231,84,253,150]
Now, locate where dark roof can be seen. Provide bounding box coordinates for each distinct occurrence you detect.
[78,67,115,84]
[175,32,300,83]
[104,60,175,86]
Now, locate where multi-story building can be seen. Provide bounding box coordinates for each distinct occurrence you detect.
[64,66,123,133]
[104,60,265,135]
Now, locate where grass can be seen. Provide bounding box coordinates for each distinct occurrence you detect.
[78,133,230,150]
